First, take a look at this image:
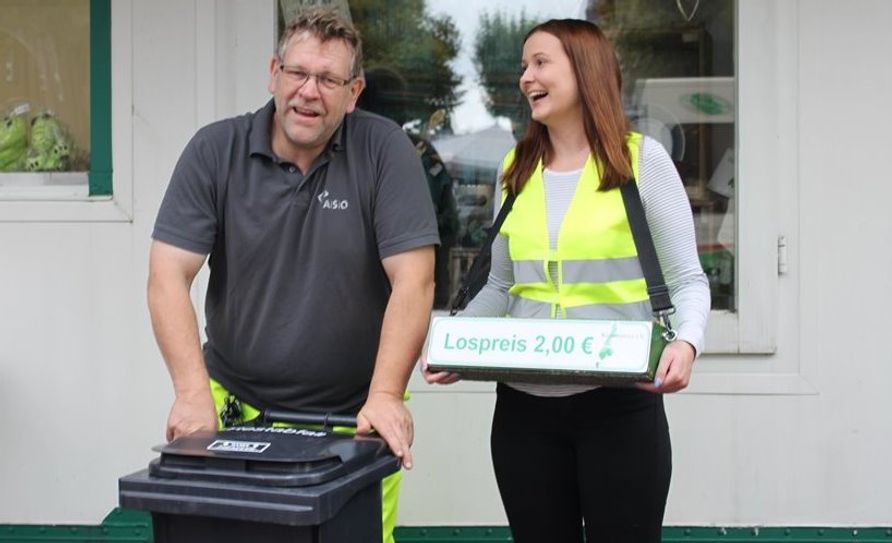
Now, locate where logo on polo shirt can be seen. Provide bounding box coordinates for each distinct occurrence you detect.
[317,190,349,210]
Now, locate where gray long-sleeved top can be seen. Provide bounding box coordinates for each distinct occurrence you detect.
[463,135,710,397]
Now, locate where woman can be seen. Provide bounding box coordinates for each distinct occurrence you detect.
[424,19,710,543]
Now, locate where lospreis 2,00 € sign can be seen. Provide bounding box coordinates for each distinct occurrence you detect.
[426,316,663,384]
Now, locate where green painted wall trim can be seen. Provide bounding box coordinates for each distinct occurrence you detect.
[661,526,892,541]
[395,526,512,541]
[89,0,113,196]
[397,526,892,541]
[1,511,891,542]
[0,510,150,542]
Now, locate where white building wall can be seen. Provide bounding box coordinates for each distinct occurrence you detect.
[0,0,274,523]
[1,0,890,527]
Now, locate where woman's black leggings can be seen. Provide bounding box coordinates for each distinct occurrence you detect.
[490,383,672,543]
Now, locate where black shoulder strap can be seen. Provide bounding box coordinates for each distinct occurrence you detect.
[449,192,517,315]
[619,179,674,315]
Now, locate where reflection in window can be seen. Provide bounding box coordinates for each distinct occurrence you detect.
[279,0,735,311]
[0,0,90,183]
[598,1,736,311]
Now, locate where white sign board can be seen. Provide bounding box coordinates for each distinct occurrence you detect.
[427,317,656,375]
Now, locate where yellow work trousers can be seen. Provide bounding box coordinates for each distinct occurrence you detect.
[209,379,401,543]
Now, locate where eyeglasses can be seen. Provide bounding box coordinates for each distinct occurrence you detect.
[278,65,354,91]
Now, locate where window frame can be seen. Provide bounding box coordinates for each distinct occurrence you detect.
[704,0,789,355]
[682,0,812,395]
[0,0,132,222]
[89,0,112,196]
[415,0,809,396]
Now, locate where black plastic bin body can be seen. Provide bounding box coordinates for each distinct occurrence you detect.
[119,425,401,543]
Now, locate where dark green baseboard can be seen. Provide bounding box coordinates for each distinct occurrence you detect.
[1,509,890,542]
[397,526,892,542]
[0,509,150,542]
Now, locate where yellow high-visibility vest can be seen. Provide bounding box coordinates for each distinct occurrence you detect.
[499,132,651,320]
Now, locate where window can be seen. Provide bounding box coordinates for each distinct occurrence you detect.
[601,2,736,312]
[0,0,111,199]
[278,1,787,357]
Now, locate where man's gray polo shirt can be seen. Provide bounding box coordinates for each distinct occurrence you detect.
[153,100,439,415]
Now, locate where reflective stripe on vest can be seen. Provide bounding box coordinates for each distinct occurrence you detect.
[506,295,653,320]
[500,132,651,320]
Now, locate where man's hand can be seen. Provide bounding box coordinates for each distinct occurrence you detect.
[637,340,696,394]
[359,247,433,470]
[166,389,218,442]
[149,241,215,441]
[356,391,414,469]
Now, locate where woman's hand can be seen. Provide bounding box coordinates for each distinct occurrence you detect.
[419,351,462,385]
[637,340,696,394]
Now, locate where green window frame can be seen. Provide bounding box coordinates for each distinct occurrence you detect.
[89,0,112,196]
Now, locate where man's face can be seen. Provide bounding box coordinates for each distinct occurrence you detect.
[268,35,364,162]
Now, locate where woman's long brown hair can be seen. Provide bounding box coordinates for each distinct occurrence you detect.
[503,19,631,195]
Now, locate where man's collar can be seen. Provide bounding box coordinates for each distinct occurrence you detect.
[329,117,346,152]
[249,99,347,161]
[248,99,276,158]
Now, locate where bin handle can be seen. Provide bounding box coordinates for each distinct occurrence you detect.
[261,409,357,431]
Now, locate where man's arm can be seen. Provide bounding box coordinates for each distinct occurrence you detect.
[147,240,217,441]
[355,245,435,469]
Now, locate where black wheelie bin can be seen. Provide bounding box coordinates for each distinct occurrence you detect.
[119,412,400,543]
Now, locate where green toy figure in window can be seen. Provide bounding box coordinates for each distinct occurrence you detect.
[0,111,28,171]
[25,111,74,172]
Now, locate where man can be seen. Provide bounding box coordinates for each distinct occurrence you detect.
[147,9,438,542]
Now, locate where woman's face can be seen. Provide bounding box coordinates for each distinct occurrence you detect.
[519,31,581,129]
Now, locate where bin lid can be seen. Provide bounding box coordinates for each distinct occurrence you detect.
[149,426,392,487]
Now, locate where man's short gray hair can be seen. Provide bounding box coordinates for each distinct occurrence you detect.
[277,8,363,78]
